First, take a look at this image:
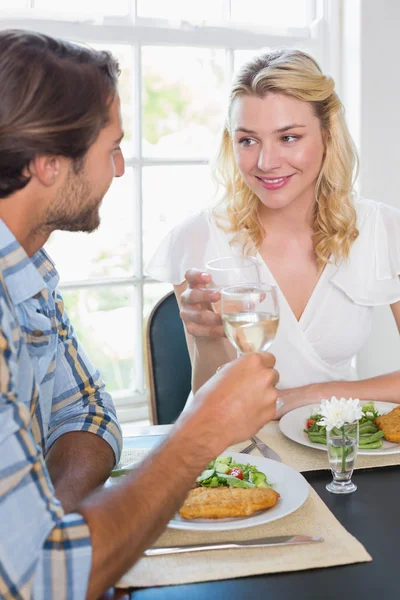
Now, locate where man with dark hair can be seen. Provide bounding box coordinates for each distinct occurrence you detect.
[0,30,279,599]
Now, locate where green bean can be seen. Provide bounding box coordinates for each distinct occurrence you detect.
[359,424,378,434]
[308,436,327,445]
[358,440,384,449]
[359,431,385,444]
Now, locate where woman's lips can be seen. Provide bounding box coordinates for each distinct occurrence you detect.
[255,174,294,190]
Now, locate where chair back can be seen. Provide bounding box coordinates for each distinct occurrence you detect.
[145,291,192,424]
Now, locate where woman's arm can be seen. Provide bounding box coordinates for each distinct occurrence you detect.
[174,271,236,392]
[276,300,400,416]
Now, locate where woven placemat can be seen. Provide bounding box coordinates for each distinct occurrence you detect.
[115,448,371,588]
[228,421,400,472]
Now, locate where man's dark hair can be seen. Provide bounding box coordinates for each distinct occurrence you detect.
[0,29,120,198]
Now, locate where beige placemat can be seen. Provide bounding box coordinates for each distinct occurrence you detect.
[116,448,371,588]
[230,421,400,472]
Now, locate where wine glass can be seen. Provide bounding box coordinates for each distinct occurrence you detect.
[206,256,260,313]
[220,282,284,411]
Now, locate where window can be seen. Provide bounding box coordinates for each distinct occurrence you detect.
[0,0,337,422]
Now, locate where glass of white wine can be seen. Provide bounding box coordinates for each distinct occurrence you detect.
[221,282,284,411]
[205,256,260,313]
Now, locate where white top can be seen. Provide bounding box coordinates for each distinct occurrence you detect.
[146,198,400,390]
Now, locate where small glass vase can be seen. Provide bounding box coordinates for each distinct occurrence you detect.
[326,421,359,494]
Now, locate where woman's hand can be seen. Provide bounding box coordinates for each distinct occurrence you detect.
[275,384,322,417]
[178,268,226,338]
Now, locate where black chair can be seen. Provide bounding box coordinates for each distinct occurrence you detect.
[145,291,192,425]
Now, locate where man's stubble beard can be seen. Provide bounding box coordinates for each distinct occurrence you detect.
[44,166,103,234]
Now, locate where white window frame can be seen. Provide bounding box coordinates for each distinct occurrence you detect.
[0,0,340,422]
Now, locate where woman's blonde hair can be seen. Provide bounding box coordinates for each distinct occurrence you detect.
[213,48,359,265]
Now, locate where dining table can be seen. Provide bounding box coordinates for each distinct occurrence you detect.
[100,424,398,600]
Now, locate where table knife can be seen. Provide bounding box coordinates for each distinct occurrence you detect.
[144,535,323,556]
[251,436,282,462]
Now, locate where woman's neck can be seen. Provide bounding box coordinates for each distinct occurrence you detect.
[258,194,315,238]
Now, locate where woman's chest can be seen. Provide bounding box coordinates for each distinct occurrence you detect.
[256,255,374,365]
[257,246,324,322]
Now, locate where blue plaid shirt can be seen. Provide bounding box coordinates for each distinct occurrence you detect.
[0,220,122,599]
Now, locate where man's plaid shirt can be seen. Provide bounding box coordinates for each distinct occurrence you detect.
[0,219,122,599]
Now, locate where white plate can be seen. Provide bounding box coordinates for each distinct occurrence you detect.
[168,451,309,531]
[279,401,400,456]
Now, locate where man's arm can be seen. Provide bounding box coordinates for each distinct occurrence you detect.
[1,296,277,600]
[79,353,278,599]
[45,291,122,510]
[45,431,115,513]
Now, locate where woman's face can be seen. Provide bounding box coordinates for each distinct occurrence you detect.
[230,93,325,211]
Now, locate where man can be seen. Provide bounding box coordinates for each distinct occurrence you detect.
[0,29,279,599]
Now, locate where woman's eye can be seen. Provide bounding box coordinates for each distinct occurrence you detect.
[238,137,256,147]
[281,135,298,143]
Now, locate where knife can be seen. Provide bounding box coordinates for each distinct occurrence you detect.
[144,535,323,556]
[251,436,282,462]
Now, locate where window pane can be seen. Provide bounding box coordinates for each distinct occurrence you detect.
[0,0,28,7]
[34,0,130,15]
[142,47,226,158]
[46,168,135,281]
[62,286,136,392]
[143,165,214,267]
[230,0,314,28]
[91,44,133,159]
[137,0,225,21]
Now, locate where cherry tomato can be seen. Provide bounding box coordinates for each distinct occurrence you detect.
[306,419,316,430]
[227,467,244,480]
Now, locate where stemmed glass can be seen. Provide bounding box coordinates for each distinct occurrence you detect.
[206,256,260,313]
[220,282,284,411]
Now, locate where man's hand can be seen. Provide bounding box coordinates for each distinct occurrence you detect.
[179,268,225,338]
[180,352,279,453]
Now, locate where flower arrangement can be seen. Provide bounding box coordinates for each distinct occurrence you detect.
[319,397,363,494]
[318,397,363,432]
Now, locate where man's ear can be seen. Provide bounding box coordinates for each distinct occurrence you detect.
[27,155,62,186]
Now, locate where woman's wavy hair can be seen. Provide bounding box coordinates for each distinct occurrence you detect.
[213,48,359,265]
[0,29,120,198]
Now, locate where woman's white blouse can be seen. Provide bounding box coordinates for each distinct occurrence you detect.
[146,198,400,390]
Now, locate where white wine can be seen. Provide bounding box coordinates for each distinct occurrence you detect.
[222,312,279,354]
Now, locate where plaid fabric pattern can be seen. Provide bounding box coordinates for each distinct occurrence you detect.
[0,220,122,599]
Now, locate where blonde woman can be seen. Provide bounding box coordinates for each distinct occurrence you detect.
[147,49,400,415]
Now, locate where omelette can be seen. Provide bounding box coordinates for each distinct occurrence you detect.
[179,486,280,519]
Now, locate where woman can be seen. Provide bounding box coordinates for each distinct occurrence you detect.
[147,48,400,415]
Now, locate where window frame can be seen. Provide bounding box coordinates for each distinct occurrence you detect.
[0,0,340,422]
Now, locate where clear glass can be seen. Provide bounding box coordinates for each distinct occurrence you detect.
[61,286,136,392]
[137,0,226,21]
[326,422,359,494]
[206,256,260,314]
[230,0,314,28]
[220,283,279,354]
[142,47,226,158]
[221,282,283,411]
[46,168,135,281]
[142,165,214,267]
[33,0,130,15]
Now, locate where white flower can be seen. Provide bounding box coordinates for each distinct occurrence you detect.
[318,397,363,432]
